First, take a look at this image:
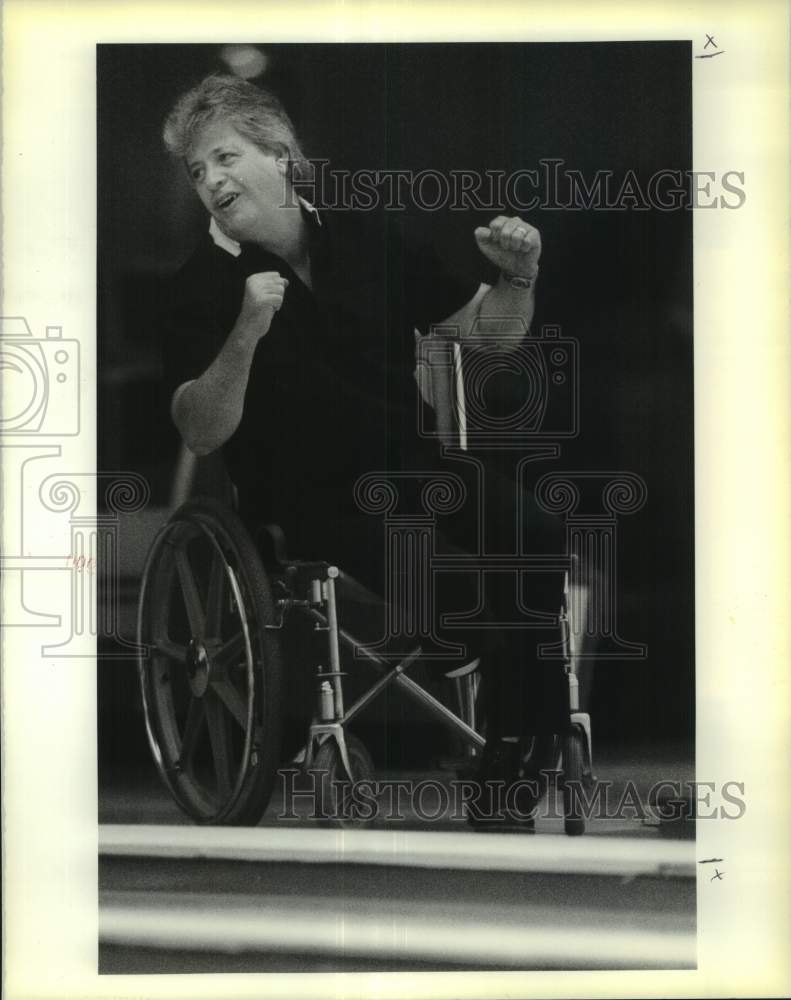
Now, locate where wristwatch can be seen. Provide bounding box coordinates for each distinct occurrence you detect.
[502,270,538,290]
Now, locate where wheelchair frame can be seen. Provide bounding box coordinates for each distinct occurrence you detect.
[137,496,594,834]
[139,330,611,832]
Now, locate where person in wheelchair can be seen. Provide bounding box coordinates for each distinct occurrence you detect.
[159,73,567,824]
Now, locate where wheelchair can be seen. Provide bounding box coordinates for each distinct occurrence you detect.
[136,490,595,835]
[137,336,597,834]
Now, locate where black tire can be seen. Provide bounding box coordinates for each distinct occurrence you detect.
[561,727,587,836]
[137,497,283,825]
[311,733,376,828]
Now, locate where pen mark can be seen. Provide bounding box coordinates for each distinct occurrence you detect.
[695,34,724,59]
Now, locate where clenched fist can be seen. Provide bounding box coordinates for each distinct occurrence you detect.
[237,271,289,339]
[474,216,541,280]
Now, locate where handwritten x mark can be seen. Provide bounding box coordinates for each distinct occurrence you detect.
[696,35,724,59]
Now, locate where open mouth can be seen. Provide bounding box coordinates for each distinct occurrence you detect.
[215,192,240,211]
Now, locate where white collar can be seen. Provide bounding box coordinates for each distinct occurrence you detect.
[209,196,322,258]
[208,217,242,257]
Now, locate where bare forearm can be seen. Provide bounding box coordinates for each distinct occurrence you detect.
[171,270,287,456]
[471,215,541,348]
[474,273,537,342]
[172,322,259,456]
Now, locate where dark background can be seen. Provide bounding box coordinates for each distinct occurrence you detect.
[97,42,693,771]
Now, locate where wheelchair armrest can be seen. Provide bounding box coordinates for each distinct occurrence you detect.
[254,525,335,597]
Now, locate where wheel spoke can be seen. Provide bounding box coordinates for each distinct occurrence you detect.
[205,550,225,636]
[180,695,206,766]
[175,548,206,637]
[153,637,188,663]
[204,690,233,799]
[213,630,246,669]
[210,677,249,729]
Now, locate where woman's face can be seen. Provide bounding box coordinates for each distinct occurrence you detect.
[186,121,288,245]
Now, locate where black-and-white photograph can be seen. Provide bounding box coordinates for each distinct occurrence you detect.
[4,0,791,995]
[94,41,700,973]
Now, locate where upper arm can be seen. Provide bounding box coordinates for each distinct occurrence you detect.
[160,249,237,407]
[162,301,224,404]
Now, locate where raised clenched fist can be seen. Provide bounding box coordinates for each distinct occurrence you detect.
[237,271,289,339]
[474,216,541,280]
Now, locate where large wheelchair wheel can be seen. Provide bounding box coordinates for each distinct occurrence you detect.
[137,497,283,825]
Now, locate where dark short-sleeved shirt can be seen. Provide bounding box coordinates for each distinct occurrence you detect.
[162,207,482,530]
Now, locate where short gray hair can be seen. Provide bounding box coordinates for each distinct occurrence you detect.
[163,73,308,179]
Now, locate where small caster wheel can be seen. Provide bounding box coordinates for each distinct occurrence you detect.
[311,733,376,828]
[561,727,588,836]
